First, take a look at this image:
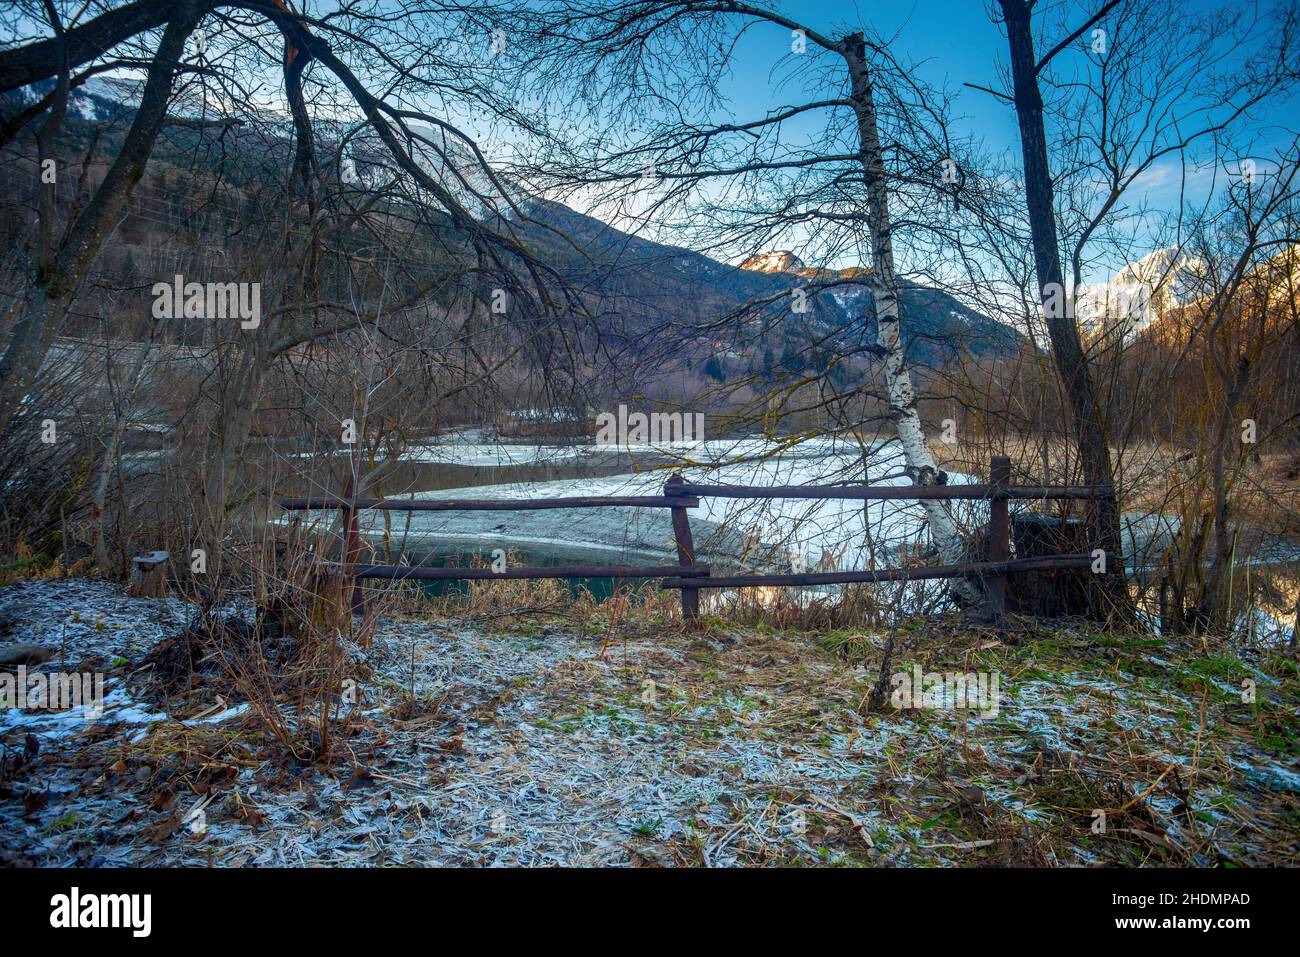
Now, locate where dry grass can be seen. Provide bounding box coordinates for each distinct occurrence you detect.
[9,576,1295,867]
[931,434,1299,535]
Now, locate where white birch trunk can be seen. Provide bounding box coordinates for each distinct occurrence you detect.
[844,35,981,605]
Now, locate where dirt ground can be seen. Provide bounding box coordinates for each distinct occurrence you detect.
[1,578,1297,866]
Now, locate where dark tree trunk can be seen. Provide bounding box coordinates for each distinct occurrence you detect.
[0,0,180,94]
[1200,356,1251,631]
[0,1,204,434]
[1000,0,1133,621]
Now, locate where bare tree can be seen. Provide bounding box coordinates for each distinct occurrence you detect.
[0,0,594,566]
[519,1,1016,604]
[991,0,1299,618]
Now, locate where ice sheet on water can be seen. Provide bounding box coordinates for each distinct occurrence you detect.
[374,435,982,573]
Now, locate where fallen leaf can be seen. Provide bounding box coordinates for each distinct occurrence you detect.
[145,814,181,843]
[347,766,377,790]
[22,789,48,817]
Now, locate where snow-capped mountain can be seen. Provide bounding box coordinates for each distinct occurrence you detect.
[3,73,518,219]
[739,250,806,273]
[1077,247,1209,337]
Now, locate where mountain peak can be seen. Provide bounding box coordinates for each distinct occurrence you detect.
[739,250,806,273]
[1078,246,1210,337]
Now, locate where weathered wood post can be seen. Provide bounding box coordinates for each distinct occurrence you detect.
[664,474,699,625]
[342,474,365,616]
[986,455,1012,618]
[128,550,169,599]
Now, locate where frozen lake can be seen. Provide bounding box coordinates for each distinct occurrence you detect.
[284,431,1300,613]
[325,434,985,576]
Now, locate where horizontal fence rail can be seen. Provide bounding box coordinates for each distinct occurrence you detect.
[279,494,699,511]
[278,456,1113,622]
[675,483,1112,501]
[348,563,711,581]
[659,555,1095,590]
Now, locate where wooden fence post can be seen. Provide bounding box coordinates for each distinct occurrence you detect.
[128,550,169,599]
[342,474,365,616]
[664,474,700,625]
[986,455,1012,619]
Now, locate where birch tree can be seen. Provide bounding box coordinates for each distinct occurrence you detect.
[524,2,993,603]
[841,32,973,583]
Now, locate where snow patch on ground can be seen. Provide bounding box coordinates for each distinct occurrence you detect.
[0,579,195,743]
[4,579,1295,867]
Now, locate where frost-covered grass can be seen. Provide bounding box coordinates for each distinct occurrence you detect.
[1,578,1296,867]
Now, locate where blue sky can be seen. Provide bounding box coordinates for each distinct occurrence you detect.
[705,0,1287,169]
[580,0,1298,281]
[714,1,1023,154]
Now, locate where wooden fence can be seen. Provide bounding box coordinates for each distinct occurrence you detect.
[279,455,1112,622]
